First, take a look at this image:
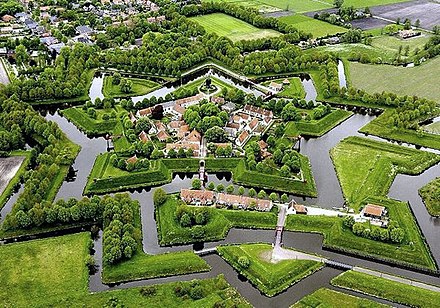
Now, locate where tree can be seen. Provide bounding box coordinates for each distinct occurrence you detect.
[207,182,215,191]
[180,213,192,227]
[120,78,133,93]
[390,227,404,243]
[281,193,289,203]
[257,190,266,199]
[343,215,355,228]
[112,72,121,85]
[216,184,225,192]
[192,178,202,190]
[204,126,227,142]
[153,188,167,206]
[238,186,245,196]
[226,185,235,194]
[238,256,250,268]
[334,0,344,8]
[15,44,29,66]
[195,212,206,225]
[248,188,257,197]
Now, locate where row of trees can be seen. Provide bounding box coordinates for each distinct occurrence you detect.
[343,216,405,244]
[102,194,141,264]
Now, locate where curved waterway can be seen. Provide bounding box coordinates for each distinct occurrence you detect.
[1,67,440,307]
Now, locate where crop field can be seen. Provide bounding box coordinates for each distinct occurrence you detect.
[202,0,332,13]
[279,14,347,38]
[190,13,281,42]
[0,155,25,197]
[349,57,440,102]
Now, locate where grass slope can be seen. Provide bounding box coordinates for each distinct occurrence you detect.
[103,76,160,98]
[419,177,440,217]
[218,243,323,296]
[103,251,211,284]
[190,13,281,42]
[332,270,440,308]
[292,287,389,308]
[349,57,440,102]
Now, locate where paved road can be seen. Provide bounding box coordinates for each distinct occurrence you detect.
[0,156,25,195]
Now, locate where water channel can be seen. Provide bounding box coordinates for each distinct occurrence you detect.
[1,66,440,307]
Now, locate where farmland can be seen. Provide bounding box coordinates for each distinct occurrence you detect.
[280,14,347,38]
[349,57,440,102]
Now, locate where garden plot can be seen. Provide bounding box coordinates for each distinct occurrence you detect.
[0,156,25,196]
[372,0,440,30]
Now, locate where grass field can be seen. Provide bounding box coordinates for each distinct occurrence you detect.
[190,13,281,42]
[293,288,388,308]
[332,270,440,308]
[218,244,323,296]
[419,177,440,217]
[103,76,160,98]
[0,233,90,307]
[280,14,347,38]
[331,136,440,206]
[0,232,250,307]
[349,57,440,102]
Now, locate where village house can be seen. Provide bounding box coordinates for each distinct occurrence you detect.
[269,81,283,92]
[397,29,420,39]
[291,202,308,215]
[138,131,151,143]
[360,204,388,227]
[210,96,225,105]
[236,130,250,147]
[175,93,204,108]
[242,104,273,120]
[181,189,215,206]
[137,107,152,118]
[126,155,138,164]
[156,130,170,142]
[180,189,273,211]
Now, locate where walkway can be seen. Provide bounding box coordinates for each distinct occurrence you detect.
[274,204,287,248]
[354,267,440,293]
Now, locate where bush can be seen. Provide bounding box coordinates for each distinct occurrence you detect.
[191,225,205,239]
[140,285,157,297]
[238,256,250,268]
[153,188,167,206]
[189,285,204,300]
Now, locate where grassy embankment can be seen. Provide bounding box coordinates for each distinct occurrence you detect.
[286,137,438,271]
[60,105,128,136]
[332,270,440,308]
[0,151,32,210]
[102,76,160,98]
[292,287,389,308]
[359,109,440,150]
[419,177,440,217]
[284,108,352,137]
[85,155,317,196]
[218,243,323,296]
[0,232,249,307]
[190,13,281,42]
[156,195,277,246]
[262,77,306,99]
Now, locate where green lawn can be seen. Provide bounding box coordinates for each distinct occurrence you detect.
[103,251,211,284]
[419,177,440,217]
[262,77,305,98]
[280,14,347,38]
[103,76,160,98]
[190,13,281,42]
[218,244,323,296]
[293,287,389,308]
[349,57,440,102]
[331,136,440,206]
[0,233,90,307]
[156,195,277,246]
[332,270,440,308]
[284,109,352,137]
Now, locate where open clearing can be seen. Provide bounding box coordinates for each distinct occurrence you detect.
[279,14,347,38]
[190,13,281,42]
[0,156,25,196]
[349,57,440,102]
[370,35,431,57]
[372,0,440,30]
